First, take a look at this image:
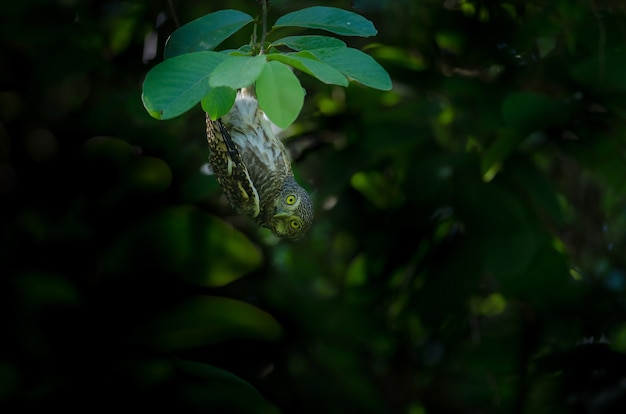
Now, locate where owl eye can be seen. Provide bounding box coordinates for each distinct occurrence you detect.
[290,219,302,229]
[285,194,297,205]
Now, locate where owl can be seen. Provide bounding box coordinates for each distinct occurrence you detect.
[205,87,313,240]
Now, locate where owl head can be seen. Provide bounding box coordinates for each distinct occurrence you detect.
[269,176,313,241]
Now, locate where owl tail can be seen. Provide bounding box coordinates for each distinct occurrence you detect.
[239,86,256,99]
[229,86,260,128]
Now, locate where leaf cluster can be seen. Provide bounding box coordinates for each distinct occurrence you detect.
[142,6,391,127]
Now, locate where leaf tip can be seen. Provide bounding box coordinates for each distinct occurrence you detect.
[148,109,164,120]
[379,79,393,91]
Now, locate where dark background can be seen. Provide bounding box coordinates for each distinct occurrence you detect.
[2,1,626,413]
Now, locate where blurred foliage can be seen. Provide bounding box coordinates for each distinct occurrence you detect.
[2,0,626,413]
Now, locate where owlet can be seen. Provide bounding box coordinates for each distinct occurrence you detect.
[205,87,313,240]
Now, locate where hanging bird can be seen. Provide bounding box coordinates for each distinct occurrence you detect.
[205,87,313,240]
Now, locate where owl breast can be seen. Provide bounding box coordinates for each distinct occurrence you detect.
[220,92,292,224]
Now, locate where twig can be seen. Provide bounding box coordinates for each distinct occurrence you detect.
[259,0,268,54]
[167,0,180,28]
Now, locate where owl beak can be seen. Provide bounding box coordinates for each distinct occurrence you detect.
[273,207,289,219]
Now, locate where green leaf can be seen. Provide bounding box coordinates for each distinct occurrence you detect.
[310,47,392,90]
[267,51,348,86]
[501,92,570,132]
[102,206,262,287]
[458,178,538,279]
[142,51,226,120]
[570,49,626,93]
[129,155,172,194]
[273,6,377,37]
[178,361,261,394]
[480,129,525,182]
[235,44,253,55]
[536,37,556,58]
[508,158,565,225]
[256,61,305,128]
[14,272,80,309]
[164,10,254,59]
[351,170,404,209]
[270,35,346,51]
[209,55,267,89]
[201,86,237,120]
[131,296,283,351]
[564,130,626,198]
[177,361,280,414]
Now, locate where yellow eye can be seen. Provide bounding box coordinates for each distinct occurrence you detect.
[285,195,297,205]
[290,220,301,229]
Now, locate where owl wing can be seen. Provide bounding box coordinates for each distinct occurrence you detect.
[206,114,260,218]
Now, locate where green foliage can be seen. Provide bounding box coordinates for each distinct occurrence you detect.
[141,6,391,126]
[163,10,255,59]
[273,6,378,36]
[176,360,279,414]
[307,46,393,90]
[209,55,268,90]
[201,86,238,121]
[103,206,262,287]
[142,51,226,119]
[570,49,626,93]
[130,296,282,350]
[256,61,305,127]
[267,51,349,86]
[271,35,347,50]
[501,92,572,133]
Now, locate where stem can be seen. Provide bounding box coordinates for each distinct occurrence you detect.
[259,0,268,54]
[167,0,180,28]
